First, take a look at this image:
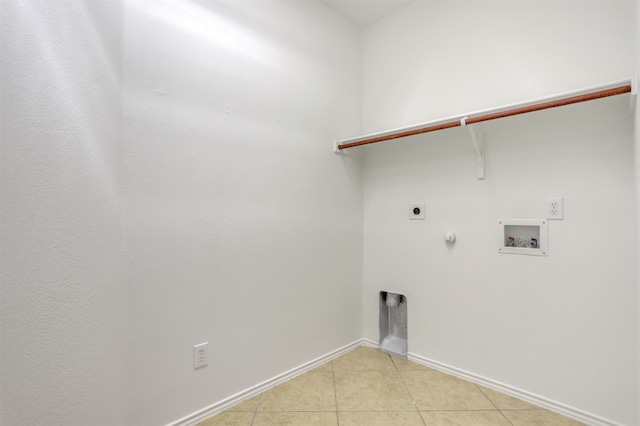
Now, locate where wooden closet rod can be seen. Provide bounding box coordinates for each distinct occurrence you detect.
[336,81,633,151]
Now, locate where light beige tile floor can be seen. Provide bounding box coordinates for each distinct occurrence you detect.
[197,346,585,426]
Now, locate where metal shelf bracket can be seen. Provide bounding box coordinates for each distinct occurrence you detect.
[461,117,485,180]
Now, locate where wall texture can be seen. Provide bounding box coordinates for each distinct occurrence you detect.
[361,2,637,425]
[0,1,127,425]
[1,1,362,425]
[635,2,640,424]
[121,1,362,424]
[2,1,637,425]
[362,1,636,134]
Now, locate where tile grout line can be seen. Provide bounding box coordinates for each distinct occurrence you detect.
[390,354,428,426]
[249,393,262,426]
[332,360,340,426]
[199,346,584,425]
[474,384,515,426]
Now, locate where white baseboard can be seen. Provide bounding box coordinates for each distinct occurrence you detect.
[360,338,622,426]
[407,353,623,426]
[171,338,622,426]
[361,338,378,349]
[167,339,366,426]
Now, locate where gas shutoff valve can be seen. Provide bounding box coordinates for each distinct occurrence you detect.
[444,232,456,243]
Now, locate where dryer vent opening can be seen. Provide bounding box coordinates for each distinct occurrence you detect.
[379,291,407,358]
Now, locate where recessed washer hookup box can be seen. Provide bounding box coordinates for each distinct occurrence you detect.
[497,219,548,256]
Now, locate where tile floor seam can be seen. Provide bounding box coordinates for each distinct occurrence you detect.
[249,393,261,426]
[474,383,500,411]
[474,382,538,426]
[390,355,427,426]
[475,381,513,425]
[498,408,518,426]
[197,346,587,425]
[332,360,343,426]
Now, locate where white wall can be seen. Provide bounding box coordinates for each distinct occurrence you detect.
[363,1,636,133]
[121,1,362,424]
[635,1,640,424]
[1,1,362,425]
[0,1,127,425]
[362,1,637,425]
[4,1,636,425]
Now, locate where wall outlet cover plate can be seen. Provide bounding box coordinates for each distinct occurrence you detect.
[193,342,208,369]
[546,197,564,220]
[409,202,425,220]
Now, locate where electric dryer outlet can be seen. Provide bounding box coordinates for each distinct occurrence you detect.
[409,202,425,220]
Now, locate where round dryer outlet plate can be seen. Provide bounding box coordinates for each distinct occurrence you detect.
[409,202,425,220]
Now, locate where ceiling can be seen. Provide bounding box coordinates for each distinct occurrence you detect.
[320,0,416,27]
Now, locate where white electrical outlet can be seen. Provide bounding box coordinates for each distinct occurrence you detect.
[546,197,563,220]
[409,202,425,220]
[193,342,208,369]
